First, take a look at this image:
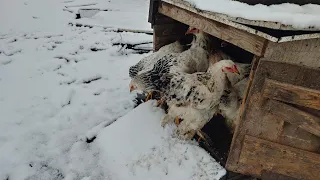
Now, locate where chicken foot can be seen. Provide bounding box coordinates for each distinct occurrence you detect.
[155,96,165,107]
[145,92,153,102]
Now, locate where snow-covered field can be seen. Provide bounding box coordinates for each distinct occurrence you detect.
[0,0,225,179]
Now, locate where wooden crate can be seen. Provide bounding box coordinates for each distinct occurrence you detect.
[149,0,320,179]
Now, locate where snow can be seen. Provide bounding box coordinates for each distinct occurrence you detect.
[184,0,320,29]
[74,10,152,32]
[0,0,226,179]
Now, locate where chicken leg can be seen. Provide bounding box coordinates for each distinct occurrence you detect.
[145,92,153,102]
[175,116,181,126]
[155,96,164,107]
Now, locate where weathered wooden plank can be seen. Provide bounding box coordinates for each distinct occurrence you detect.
[263,39,320,68]
[154,13,178,25]
[279,122,320,152]
[158,1,268,56]
[261,170,299,180]
[153,21,188,51]
[226,60,320,176]
[239,135,320,180]
[263,79,320,110]
[265,100,320,137]
[153,23,188,37]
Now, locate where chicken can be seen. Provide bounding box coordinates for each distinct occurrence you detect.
[129,41,185,78]
[129,40,186,102]
[129,27,213,103]
[130,58,240,140]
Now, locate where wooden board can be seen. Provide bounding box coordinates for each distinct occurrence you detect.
[239,135,320,180]
[263,79,320,111]
[264,99,320,137]
[152,14,189,51]
[226,60,320,179]
[158,1,269,56]
[263,38,320,68]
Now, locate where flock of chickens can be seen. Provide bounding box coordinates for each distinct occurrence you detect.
[128,27,251,140]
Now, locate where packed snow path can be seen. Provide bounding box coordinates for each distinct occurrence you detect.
[0,0,225,179]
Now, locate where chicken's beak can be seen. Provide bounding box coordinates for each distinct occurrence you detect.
[185,29,192,35]
[185,27,199,35]
[130,86,135,92]
[233,65,240,75]
[129,83,136,93]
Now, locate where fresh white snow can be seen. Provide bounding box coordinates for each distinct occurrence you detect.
[184,0,320,29]
[0,0,226,179]
[97,101,226,180]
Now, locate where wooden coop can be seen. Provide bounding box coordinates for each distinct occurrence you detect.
[148,0,320,180]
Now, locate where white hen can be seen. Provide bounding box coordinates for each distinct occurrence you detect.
[160,60,241,140]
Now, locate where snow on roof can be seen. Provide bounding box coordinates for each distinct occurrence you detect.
[183,0,320,30]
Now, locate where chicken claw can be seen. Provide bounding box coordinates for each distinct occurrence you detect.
[155,97,164,107]
[145,92,153,102]
[175,120,196,140]
[161,114,173,127]
[175,116,181,126]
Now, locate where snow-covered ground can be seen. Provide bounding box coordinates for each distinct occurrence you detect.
[0,0,225,179]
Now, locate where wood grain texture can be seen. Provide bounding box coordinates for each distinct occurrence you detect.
[153,23,187,37]
[263,79,320,111]
[152,22,188,51]
[264,100,320,137]
[226,60,320,178]
[263,39,320,68]
[279,122,320,152]
[239,135,320,180]
[261,170,299,180]
[158,1,268,56]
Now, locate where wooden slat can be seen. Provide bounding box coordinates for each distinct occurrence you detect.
[263,79,320,110]
[227,60,320,176]
[158,2,268,56]
[153,24,188,37]
[153,21,188,51]
[239,135,320,180]
[261,170,299,180]
[263,39,320,69]
[265,100,320,137]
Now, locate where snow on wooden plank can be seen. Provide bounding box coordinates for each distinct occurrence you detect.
[160,0,320,44]
[175,0,320,31]
[162,0,280,42]
[159,1,269,55]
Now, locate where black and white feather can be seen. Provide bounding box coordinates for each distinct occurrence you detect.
[129,41,185,78]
